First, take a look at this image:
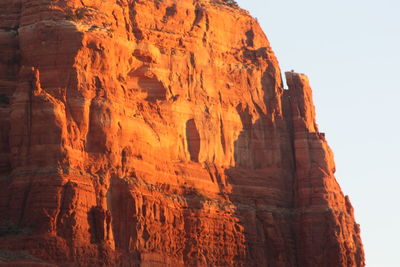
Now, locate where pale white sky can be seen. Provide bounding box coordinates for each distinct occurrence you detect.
[236,1,400,266]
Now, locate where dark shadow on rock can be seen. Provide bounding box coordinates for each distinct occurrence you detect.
[88,205,112,244]
[223,101,299,266]
[186,119,201,162]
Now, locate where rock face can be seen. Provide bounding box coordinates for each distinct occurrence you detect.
[0,0,364,266]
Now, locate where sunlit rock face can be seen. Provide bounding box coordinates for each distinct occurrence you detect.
[0,0,364,266]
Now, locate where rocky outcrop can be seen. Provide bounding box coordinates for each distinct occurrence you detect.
[0,0,364,266]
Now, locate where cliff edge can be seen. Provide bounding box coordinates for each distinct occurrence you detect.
[0,0,364,266]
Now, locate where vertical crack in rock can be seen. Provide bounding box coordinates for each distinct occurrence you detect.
[220,116,227,155]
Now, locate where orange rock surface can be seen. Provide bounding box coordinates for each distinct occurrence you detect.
[0,0,364,266]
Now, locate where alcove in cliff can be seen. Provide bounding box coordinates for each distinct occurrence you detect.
[186,119,201,162]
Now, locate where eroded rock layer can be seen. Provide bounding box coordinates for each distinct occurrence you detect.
[0,0,364,266]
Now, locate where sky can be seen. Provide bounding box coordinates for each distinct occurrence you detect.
[236,0,400,266]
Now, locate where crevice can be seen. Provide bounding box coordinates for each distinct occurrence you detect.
[204,161,215,183]
[54,183,68,234]
[205,13,210,31]
[162,3,177,23]
[0,94,10,106]
[108,176,139,252]
[245,29,255,47]
[191,5,204,30]
[88,205,112,244]
[189,52,196,68]
[142,116,160,142]
[128,1,144,41]
[220,116,227,154]
[282,87,300,267]
[186,119,200,162]
[212,163,224,187]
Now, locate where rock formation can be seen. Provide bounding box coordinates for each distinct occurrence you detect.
[0,0,364,266]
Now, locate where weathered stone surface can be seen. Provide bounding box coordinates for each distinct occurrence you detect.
[0,0,364,266]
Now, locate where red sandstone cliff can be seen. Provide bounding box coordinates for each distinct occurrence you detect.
[0,0,364,266]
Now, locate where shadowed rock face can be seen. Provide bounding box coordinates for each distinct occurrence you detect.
[0,0,364,266]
